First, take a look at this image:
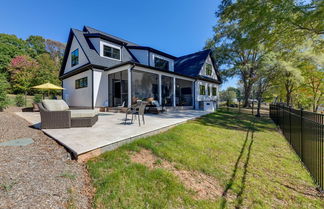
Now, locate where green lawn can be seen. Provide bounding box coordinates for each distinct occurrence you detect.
[87,109,323,209]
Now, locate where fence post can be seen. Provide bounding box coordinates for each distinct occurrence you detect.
[289,106,292,144]
[300,107,304,161]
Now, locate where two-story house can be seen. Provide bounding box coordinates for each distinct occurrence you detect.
[60,26,222,111]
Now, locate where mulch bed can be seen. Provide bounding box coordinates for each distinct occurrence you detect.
[0,109,93,208]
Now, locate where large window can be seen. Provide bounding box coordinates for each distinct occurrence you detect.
[212,87,217,96]
[103,45,121,60]
[132,70,159,102]
[71,49,79,67]
[176,79,193,106]
[162,76,173,106]
[154,57,169,71]
[199,85,206,95]
[75,77,87,89]
[206,64,212,76]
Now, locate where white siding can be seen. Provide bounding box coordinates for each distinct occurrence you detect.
[199,55,218,80]
[62,70,92,107]
[93,69,108,107]
[194,80,219,110]
[150,52,174,72]
[64,36,89,74]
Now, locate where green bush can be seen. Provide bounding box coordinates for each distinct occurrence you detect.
[0,74,10,111]
[15,94,25,107]
[33,94,42,103]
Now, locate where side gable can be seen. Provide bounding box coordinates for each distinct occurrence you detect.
[60,30,90,76]
[198,54,218,80]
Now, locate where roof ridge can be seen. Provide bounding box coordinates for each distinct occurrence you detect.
[176,49,210,59]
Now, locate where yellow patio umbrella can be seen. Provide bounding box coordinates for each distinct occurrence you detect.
[31,82,64,99]
[31,82,64,90]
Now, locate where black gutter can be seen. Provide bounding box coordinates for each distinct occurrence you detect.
[60,62,221,84]
[127,46,177,60]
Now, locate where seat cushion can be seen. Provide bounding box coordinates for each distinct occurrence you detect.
[70,109,98,118]
[42,99,69,111]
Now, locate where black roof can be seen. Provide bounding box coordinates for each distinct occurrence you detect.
[175,49,210,77]
[60,26,221,83]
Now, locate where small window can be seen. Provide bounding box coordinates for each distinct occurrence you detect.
[206,64,212,76]
[212,87,217,96]
[199,85,206,95]
[154,57,169,71]
[103,45,120,60]
[207,86,211,96]
[71,49,79,67]
[75,77,88,89]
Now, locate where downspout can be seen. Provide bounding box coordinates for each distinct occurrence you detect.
[91,68,94,109]
[193,79,197,110]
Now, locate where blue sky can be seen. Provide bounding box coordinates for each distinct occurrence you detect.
[0,0,237,89]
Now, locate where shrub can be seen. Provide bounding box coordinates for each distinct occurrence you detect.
[15,94,25,107]
[0,74,10,111]
[33,94,42,103]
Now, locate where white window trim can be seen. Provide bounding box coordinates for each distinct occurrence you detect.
[153,54,170,69]
[100,42,121,61]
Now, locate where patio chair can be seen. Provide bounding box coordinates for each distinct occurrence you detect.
[38,100,98,129]
[146,100,164,114]
[124,101,147,126]
[124,100,141,125]
[116,101,125,112]
[135,102,147,126]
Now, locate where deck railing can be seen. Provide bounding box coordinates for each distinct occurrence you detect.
[270,104,323,191]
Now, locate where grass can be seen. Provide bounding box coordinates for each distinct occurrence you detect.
[87,109,323,209]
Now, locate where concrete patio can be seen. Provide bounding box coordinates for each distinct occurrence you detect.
[16,110,209,161]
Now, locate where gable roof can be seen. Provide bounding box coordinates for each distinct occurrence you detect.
[83,26,138,46]
[174,49,222,82]
[174,49,210,77]
[60,26,221,83]
[59,28,137,76]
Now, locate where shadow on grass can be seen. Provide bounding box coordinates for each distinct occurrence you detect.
[221,119,255,209]
[196,109,273,132]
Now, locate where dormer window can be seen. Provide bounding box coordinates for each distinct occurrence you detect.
[206,64,212,76]
[71,49,79,67]
[154,57,169,71]
[103,44,121,60]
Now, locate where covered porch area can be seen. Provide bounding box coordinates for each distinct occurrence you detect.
[104,65,195,110]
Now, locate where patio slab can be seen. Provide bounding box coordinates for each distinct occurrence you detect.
[15,110,209,161]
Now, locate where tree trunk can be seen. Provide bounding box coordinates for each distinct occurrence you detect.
[243,84,252,108]
[286,92,291,107]
[256,96,261,117]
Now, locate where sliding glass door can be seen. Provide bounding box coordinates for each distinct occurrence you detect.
[108,70,128,107]
[176,79,193,106]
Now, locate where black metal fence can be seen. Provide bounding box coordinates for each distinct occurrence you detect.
[270,104,323,191]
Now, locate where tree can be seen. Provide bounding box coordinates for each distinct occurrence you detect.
[298,52,324,112]
[26,35,47,57]
[45,39,65,64]
[34,53,60,86]
[217,0,324,50]
[254,53,280,116]
[275,60,304,107]
[0,73,10,111]
[8,55,39,94]
[0,34,28,75]
[220,88,237,106]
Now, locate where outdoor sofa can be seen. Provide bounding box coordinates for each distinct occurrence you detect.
[38,100,98,129]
